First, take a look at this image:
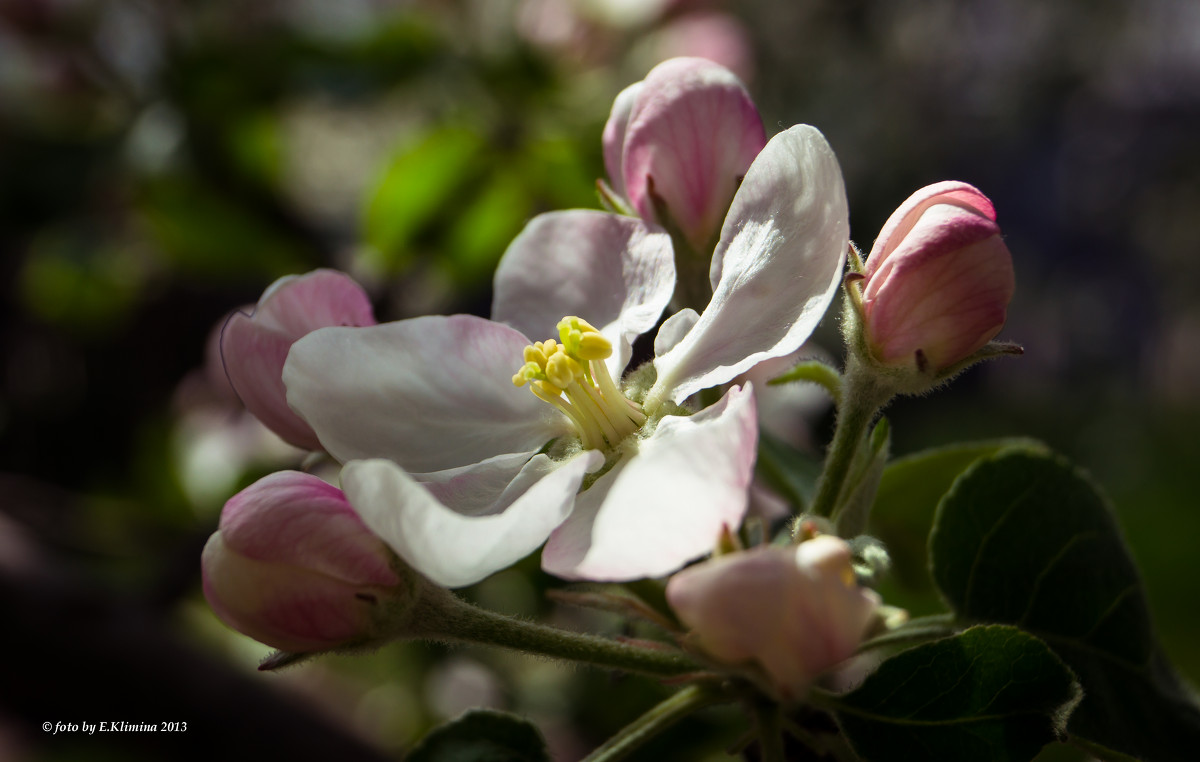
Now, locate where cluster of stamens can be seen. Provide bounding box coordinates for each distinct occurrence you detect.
[512,316,646,450]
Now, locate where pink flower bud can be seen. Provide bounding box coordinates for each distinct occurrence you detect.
[201,471,407,653]
[220,270,376,450]
[861,182,1015,371]
[665,536,879,699]
[605,57,766,252]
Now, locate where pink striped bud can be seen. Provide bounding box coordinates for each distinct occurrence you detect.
[861,182,1015,371]
[604,57,766,252]
[665,536,879,699]
[202,471,411,653]
[220,270,376,451]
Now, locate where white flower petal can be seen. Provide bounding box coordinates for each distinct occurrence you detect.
[491,211,675,375]
[341,451,603,588]
[653,308,700,358]
[648,126,848,407]
[284,316,570,472]
[542,384,758,581]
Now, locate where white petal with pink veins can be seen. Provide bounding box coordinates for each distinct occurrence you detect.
[648,126,849,408]
[542,384,757,581]
[491,211,675,376]
[284,316,570,473]
[341,451,603,588]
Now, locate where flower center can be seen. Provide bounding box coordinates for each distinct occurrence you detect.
[512,316,646,450]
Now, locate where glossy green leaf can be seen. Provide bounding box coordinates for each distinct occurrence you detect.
[835,625,1079,762]
[869,438,1047,597]
[407,710,551,762]
[930,451,1200,761]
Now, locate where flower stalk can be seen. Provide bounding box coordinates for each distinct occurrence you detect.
[580,683,727,762]
[804,352,892,523]
[405,587,702,678]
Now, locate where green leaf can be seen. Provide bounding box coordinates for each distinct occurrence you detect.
[442,169,531,287]
[869,438,1047,598]
[834,625,1079,762]
[362,126,486,272]
[754,430,822,512]
[407,710,551,762]
[930,451,1200,761]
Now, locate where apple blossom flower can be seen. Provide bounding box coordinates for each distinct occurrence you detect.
[665,535,880,699]
[220,269,376,451]
[202,471,411,653]
[604,57,766,257]
[861,182,1015,372]
[282,124,848,588]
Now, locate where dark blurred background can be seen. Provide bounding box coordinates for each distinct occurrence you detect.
[1,0,1197,760]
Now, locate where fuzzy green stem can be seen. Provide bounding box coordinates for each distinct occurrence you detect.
[768,360,844,407]
[581,683,726,762]
[753,699,787,762]
[408,588,701,678]
[806,356,891,522]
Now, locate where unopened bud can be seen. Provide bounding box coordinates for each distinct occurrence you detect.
[665,536,880,699]
[605,57,766,253]
[861,182,1015,372]
[202,471,414,653]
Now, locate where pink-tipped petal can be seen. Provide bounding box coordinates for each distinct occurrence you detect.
[284,316,570,473]
[218,471,399,586]
[221,270,375,450]
[649,126,849,406]
[603,82,643,199]
[622,57,765,252]
[341,451,603,588]
[491,211,675,375]
[202,534,388,653]
[542,384,757,581]
[865,181,996,279]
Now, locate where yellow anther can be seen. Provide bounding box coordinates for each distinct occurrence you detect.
[556,316,599,336]
[546,352,582,388]
[576,331,612,360]
[516,315,645,452]
[523,344,547,367]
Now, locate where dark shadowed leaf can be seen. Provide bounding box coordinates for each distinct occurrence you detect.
[407,709,551,762]
[835,625,1079,762]
[869,438,1047,603]
[930,451,1200,761]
